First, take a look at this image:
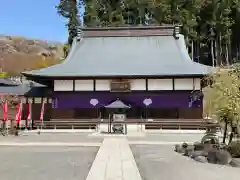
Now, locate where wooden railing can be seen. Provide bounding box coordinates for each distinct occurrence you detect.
[34,119,99,130]
[32,119,218,130]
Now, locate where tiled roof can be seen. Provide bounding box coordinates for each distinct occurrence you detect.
[22,26,213,78]
[0,83,47,96]
[0,79,19,86]
[105,99,130,108]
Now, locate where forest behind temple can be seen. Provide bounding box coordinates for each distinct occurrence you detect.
[57,0,240,67]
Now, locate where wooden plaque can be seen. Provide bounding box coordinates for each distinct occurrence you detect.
[110,79,131,92]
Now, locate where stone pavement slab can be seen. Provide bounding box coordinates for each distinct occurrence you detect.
[128,133,204,143]
[131,144,240,180]
[129,141,194,145]
[0,141,101,147]
[86,137,142,180]
[0,146,98,180]
[0,133,104,143]
[89,132,145,137]
[145,129,206,134]
[22,129,95,134]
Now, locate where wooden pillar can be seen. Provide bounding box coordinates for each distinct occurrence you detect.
[25,103,28,128]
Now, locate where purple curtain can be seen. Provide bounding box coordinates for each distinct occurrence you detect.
[52,91,202,109]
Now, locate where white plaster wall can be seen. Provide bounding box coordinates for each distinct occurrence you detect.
[75,80,94,91]
[148,79,173,90]
[194,78,201,90]
[95,80,110,91]
[54,80,73,91]
[33,98,41,103]
[131,79,146,90]
[174,78,194,90]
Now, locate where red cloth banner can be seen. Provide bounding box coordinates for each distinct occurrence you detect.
[40,103,45,121]
[3,102,7,121]
[15,103,22,123]
[27,103,31,121]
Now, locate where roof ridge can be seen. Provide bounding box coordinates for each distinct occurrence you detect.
[82,25,175,31]
[82,26,175,37]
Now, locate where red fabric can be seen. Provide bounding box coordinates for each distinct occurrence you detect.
[40,103,45,121]
[27,103,31,121]
[3,102,7,121]
[15,103,22,123]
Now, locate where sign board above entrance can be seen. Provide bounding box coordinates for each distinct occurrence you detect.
[110,79,131,92]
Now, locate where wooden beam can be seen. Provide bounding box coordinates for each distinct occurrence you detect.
[146,78,148,91]
[93,79,96,91]
[173,78,175,90]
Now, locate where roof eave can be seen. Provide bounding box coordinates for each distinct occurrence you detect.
[21,73,206,79]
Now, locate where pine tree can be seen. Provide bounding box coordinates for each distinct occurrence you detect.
[56,0,80,45]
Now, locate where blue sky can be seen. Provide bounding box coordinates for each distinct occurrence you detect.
[0,0,71,43]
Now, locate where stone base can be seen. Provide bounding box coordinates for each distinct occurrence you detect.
[98,124,145,134]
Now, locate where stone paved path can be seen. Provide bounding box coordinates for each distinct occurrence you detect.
[0,133,239,180]
[86,138,142,180]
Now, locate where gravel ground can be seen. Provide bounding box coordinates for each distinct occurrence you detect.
[0,133,104,143]
[128,133,204,143]
[131,144,240,180]
[0,146,99,180]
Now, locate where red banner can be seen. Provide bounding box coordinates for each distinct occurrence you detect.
[40,103,45,121]
[15,103,22,123]
[3,102,7,121]
[27,103,31,121]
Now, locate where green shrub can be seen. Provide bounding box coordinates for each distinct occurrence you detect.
[0,72,8,78]
[227,141,240,158]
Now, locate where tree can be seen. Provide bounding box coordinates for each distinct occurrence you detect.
[0,72,8,78]
[0,94,21,134]
[0,94,20,108]
[80,0,239,66]
[56,0,81,45]
[63,43,69,58]
[204,65,240,144]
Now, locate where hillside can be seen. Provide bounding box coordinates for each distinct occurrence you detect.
[0,35,64,75]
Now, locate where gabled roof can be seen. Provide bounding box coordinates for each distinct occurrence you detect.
[0,82,47,96]
[104,99,130,109]
[0,79,19,86]
[0,84,31,95]
[22,26,213,78]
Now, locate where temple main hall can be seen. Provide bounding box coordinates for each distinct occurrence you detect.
[21,26,213,129]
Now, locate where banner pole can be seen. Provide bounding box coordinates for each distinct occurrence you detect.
[6,118,8,135]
